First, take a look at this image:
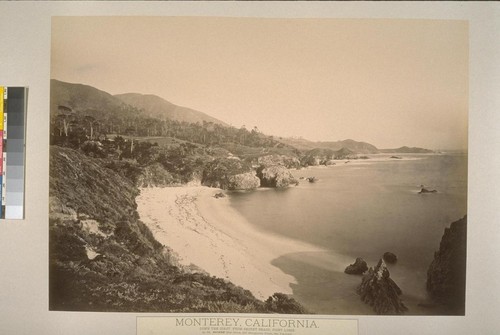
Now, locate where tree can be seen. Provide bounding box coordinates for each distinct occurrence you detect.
[57,105,74,137]
[238,125,248,145]
[83,115,99,140]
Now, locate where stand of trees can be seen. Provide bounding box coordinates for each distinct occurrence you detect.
[50,106,295,151]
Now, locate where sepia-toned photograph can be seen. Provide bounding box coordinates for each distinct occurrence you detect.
[49,16,468,315]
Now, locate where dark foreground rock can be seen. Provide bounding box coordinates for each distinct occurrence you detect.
[357,259,408,314]
[426,216,467,313]
[344,257,368,275]
[383,252,398,264]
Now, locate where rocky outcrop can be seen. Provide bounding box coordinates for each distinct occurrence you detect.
[383,252,398,264]
[227,172,261,190]
[265,293,308,314]
[256,165,299,188]
[357,259,408,314]
[300,148,336,166]
[344,257,368,275]
[201,157,259,190]
[426,216,467,312]
[255,154,299,188]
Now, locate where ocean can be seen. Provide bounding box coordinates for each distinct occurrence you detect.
[228,154,467,314]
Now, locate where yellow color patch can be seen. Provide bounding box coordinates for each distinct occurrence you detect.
[0,87,4,130]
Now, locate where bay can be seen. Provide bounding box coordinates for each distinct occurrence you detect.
[228,154,467,314]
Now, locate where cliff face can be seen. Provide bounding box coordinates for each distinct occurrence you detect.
[426,216,467,313]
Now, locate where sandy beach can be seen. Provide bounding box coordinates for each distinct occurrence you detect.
[136,186,351,300]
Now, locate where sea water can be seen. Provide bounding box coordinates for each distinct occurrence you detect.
[228,154,467,314]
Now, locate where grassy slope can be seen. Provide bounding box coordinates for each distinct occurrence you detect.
[49,146,284,313]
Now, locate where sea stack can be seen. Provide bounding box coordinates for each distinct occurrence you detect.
[357,259,408,314]
[344,257,368,275]
[383,252,398,264]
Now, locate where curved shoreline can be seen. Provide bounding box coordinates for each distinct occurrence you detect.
[136,186,341,300]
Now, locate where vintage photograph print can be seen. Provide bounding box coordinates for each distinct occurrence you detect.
[49,17,468,315]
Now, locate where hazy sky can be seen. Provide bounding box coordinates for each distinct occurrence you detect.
[52,17,468,150]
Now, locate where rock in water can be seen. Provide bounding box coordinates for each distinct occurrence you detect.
[426,216,467,313]
[383,252,398,264]
[256,165,299,188]
[227,172,261,190]
[344,257,368,275]
[357,259,408,314]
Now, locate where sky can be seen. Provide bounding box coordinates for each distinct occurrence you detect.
[51,17,468,150]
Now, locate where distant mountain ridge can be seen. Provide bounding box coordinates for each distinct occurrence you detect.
[278,137,434,154]
[277,137,379,154]
[380,146,434,154]
[51,79,227,127]
[115,93,227,126]
[51,79,126,113]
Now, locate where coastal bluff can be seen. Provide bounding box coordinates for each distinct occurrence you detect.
[427,216,467,313]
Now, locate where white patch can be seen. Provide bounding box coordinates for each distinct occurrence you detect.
[85,245,100,260]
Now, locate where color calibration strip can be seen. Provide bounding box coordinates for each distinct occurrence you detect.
[0,87,27,219]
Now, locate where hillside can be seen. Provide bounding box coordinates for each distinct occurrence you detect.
[115,93,227,126]
[51,79,132,115]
